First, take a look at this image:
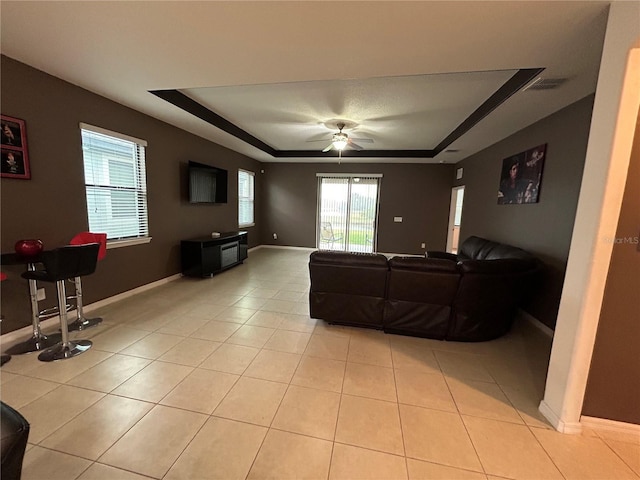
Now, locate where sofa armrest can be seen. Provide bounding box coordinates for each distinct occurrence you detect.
[425,251,457,262]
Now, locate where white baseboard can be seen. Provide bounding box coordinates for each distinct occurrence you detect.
[519,308,554,338]
[581,415,640,436]
[255,245,423,257]
[83,273,182,312]
[258,245,316,252]
[539,400,583,434]
[1,273,182,350]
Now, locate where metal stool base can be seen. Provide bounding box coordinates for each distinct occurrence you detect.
[37,339,92,362]
[5,333,62,355]
[67,316,103,332]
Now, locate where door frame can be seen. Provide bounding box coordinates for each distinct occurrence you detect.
[315,173,382,252]
[446,185,465,253]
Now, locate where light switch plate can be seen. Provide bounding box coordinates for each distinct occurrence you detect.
[394,217,403,223]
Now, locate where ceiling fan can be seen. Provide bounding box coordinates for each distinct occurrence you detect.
[314,122,374,153]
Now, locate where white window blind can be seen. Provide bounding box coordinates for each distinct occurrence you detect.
[80,125,149,242]
[238,169,255,227]
[317,174,381,253]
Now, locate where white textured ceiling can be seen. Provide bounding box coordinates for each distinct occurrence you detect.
[184,70,517,150]
[0,1,610,163]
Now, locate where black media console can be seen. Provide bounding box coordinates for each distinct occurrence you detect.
[181,231,248,277]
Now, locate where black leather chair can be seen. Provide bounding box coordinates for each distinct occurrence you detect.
[22,244,99,361]
[1,402,29,480]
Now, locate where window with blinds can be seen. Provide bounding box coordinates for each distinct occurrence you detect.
[80,124,149,242]
[238,169,255,227]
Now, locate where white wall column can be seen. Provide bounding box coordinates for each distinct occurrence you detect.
[540,2,640,433]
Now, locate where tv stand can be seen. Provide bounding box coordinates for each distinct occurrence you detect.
[181,231,248,277]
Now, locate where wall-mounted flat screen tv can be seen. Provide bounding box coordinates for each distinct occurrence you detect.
[188,161,228,204]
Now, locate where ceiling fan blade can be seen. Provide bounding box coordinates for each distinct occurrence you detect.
[322,143,334,152]
[351,137,374,143]
[348,141,364,151]
[306,138,332,143]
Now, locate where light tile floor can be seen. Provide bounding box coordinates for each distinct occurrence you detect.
[1,248,638,480]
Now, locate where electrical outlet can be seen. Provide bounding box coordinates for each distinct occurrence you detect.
[394,216,403,223]
[421,243,426,249]
[37,288,46,301]
[273,233,278,240]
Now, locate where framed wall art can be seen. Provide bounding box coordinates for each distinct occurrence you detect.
[497,144,546,204]
[1,115,30,179]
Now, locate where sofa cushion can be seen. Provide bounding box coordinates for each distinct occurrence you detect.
[458,258,537,274]
[389,256,458,273]
[458,235,492,260]
[309,251,388,268]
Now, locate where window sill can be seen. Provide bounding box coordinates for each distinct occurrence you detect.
[239,223,255,228]
[106,237,152,250]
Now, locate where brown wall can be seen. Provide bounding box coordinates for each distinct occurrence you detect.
[0,56,262,333]
[454,95,595,328]
[260,163,454,254]
[582,108,640,425]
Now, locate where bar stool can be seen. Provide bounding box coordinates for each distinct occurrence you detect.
[67,232,107,332]
[3,257,61,356]
[22,244,99,361]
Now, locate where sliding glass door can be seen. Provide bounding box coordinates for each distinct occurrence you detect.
[317,175,381,253]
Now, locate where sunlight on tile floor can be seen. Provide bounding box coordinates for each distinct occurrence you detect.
[1,248,638,480]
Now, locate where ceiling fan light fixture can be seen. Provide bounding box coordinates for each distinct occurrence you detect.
[332,132,348,150]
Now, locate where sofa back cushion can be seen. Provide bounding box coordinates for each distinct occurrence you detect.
[309,251,389,297]
[310,251,388,267]
[459,236,535,261]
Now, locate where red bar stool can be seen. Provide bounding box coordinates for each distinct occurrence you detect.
[67,232,107,332]
[22,244,99,361]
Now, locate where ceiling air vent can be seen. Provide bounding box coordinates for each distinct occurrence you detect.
[523,77,568,91]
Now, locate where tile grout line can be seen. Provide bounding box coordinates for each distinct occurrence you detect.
[436,351,489,477]
[389,336,411,477]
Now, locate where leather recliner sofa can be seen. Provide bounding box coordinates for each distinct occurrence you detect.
[309,236,539,341]
[1,401,30,480]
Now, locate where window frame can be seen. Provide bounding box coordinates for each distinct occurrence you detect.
[238,168,255,228]
[79,123,151,249]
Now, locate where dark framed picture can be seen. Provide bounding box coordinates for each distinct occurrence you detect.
[1,115,30,179]
[497,144,546,204]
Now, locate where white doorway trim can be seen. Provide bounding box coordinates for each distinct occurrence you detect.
[540,3,640,433]
[446,186,465,253]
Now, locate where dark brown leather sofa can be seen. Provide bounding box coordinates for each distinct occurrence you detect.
[1,402,29,480]
[309,236,539,341]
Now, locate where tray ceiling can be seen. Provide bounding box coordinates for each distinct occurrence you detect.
[0,1,610,163]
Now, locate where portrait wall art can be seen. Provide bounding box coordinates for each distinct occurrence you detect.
[497,144,546,205]
[1,114,31,179]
